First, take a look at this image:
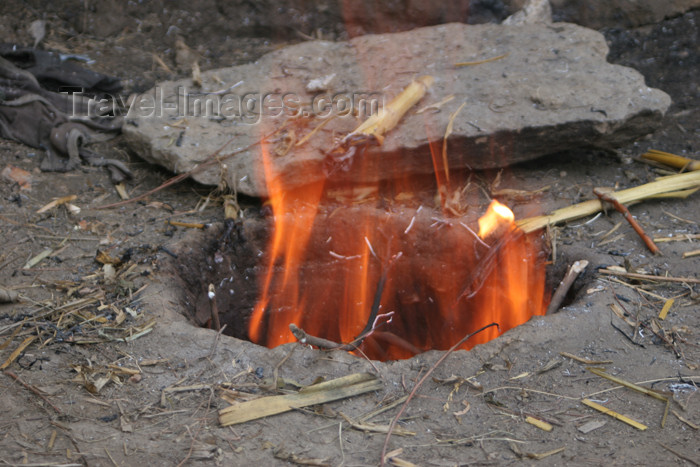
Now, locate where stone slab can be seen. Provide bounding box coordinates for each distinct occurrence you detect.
[123,22,671,197]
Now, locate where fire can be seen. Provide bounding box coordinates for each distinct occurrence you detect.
[247,88,546,360]
[478,200,515,238]
[248,147,547,360]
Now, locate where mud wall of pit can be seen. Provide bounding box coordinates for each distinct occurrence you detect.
[164,218,269,341]
[161,202,550,361]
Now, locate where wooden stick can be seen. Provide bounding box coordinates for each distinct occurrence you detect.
[289,324,356,351]
[4,370,63,414]
[593,188,661,255]
[546,260,588,315]
[599,268,700,284]
[658,442,700,466]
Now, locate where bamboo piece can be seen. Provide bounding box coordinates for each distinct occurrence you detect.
[641,149,700,171]
[218,373,381,426]
[348,76,434,145]
[587,368,668,402]
[654,234,700,242]
[168,220,205,229]
[588,367,671,427]
[517,171,700,233]
[658,299,675,320]
[525,416,553,432]
[36,195,78,214]
[683,249,700,258]
[114,182,129,200]
[582,399,647,430]
[23,248,54,269]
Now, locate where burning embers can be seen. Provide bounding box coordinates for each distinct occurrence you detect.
[247,144,547,360]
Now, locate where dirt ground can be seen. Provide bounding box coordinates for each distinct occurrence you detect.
[1,3,699,466]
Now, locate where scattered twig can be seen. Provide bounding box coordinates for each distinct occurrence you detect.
[559,352,612,365]
[593,188,660,254]
[672,409,699,430]
[658,442,700,466]
[380,323,499,466]
[440,102,466,186]
[546,260,588,315]
[609,311,645,348]
[599,269,700,284]
[355,252,401,340]
[289,324,356,351]
[455,53,508,67]
[97,134,266,209]
[654,233,700,242]
[4,369,62,414]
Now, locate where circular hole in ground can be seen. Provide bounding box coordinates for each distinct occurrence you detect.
[166,202,552,361]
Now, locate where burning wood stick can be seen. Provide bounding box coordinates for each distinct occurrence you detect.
[545,260,588,315]
[593,188,661,255]
[517,171,700,233]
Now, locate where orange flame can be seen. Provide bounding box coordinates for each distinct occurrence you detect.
[478,199,515,238]
[248,148,547,360]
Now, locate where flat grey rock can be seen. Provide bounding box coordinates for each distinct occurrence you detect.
[123,22,671,197]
